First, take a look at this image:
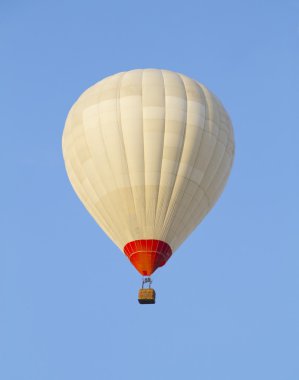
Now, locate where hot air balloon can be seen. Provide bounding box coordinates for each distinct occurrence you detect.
[62,69,234,304]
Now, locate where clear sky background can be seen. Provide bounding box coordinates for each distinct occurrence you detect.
[1,1,298,379]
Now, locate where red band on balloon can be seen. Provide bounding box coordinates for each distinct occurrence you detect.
[123,239,172,276]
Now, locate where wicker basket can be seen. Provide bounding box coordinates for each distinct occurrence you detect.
[138,288,156,304]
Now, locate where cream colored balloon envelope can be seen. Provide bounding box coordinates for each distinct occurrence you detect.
[62,69,234,277]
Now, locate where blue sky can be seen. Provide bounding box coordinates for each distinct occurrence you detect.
[1,1,299,379]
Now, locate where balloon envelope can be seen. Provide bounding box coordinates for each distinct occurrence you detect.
[62,69,234,276]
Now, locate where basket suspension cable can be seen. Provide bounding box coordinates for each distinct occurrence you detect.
[141,277,152,289]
